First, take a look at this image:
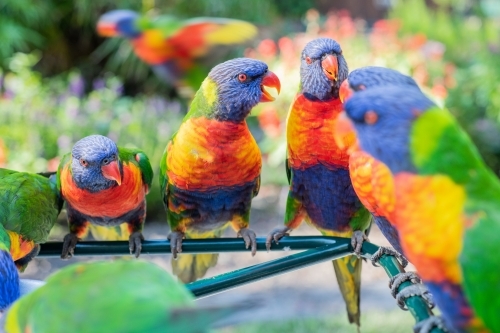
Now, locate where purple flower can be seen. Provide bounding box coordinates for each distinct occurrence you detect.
[69,74,85,98]
[92,78,106,91]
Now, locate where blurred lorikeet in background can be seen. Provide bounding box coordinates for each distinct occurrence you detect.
[57,135,153,259]
[266,38,370,328]
[0,169,63,309]
[341,86,500,333]
[97,10,258,97]
[160,58,280,283]
[2,260,253,333]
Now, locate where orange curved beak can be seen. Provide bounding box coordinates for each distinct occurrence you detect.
[334,112,359,154]
[339,79,354,103]
[322,54,339,81]
[260,70,281,102]
[97,21,118,37]
[101,160,122,185]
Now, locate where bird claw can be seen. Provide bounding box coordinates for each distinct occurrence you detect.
[128,231,144,258]
[265,226,291,251]
[168,231,184,260]
[413,316,449,333]
[393,283,434,311]
[61,233,79,259]
[371,246,408,268]
[237,228,257,256]
[389,271,423,297]
[351,230,368,257]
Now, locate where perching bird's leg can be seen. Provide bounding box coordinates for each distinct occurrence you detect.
[351,230,368,257]
[389,271,423,297]
[168,231,185,259]
[237,228,257,256]
[61,233,79,259]
[413,316,449,333]
[389,272,434,310]
[371,246,408,268]
[128,231,144,258]
[265,226,291,251]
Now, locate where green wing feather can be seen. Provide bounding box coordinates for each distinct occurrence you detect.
[412,108,500,331]
[118,147,154,190]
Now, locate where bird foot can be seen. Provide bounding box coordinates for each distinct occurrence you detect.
[393,282,434,311]
[61,233,79,259]
[237,228,257,256]
[389,271,423,297]
[371,246,408,268]
[128,231,144,258]
[414,316,449,333]
[167,231,185,260]
[265,226,291,251]
[351,230,369,257]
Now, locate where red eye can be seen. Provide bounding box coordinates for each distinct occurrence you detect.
[364,110,378,125]
[79,158,88,167]
[305,56,312,64]
[238,73,247,82]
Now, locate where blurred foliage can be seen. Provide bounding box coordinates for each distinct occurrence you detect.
[390,0,500,175]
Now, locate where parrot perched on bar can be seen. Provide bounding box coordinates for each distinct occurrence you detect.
[266,38,370,328]
[160,58,280,283]
[97,9,258,96]
[337,66,421,260]
[57,135,153,259]
[0,169,63,309]
[2,260,253,333]
[341,86,500,333]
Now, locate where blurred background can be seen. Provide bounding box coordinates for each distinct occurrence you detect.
[1,0,500,331]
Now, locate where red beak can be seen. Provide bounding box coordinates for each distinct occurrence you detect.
[321,54,339,81]
[260,70,281,102]
[101,160,122,185]
[334,112,359,154]
[97,21,118,37]
[339,79,354,103]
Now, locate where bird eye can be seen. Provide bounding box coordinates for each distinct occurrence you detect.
[79,159,88,167]
[102,158,110,165]
[305,56,312,65]
[238,73,247,82]
[111,154,116,160]
[364,110,378,125]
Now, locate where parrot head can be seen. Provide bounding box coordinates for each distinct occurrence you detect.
[70,135,122,193]
[97,10,140,38]
[339,66,420,103]
[340,86,435,174]
[202,57,281,122]
[299,38,348,101]
[0,250,20,311]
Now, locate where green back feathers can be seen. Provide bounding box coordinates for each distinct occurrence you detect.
[118,147,154,190]
[184,78,219,120]
[0,224,11,252]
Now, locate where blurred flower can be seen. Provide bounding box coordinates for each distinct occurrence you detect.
[421,41,446,61]
[68,73,85,98]
[47,157,60,172]
[0,139,7,167]
[92,78,106,91]
[431,82,448,100]
[258,106,282,138]
[257,39,277,59]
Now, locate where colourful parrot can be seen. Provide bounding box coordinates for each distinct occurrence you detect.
[57,135,153,259]
[337,66,421,261]
[340,86,500,333]
[0,169,63,309]
[160,58,280,283]
[265,38,370,327]
[2,260,253,333]
[97,9,258,95]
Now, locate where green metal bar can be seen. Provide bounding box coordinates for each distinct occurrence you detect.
[188,243,350,298]
[37,236,346,257]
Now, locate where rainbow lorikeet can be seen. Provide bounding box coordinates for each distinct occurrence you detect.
[266,38,370,327]
[97,10,258,96]
[160,58,280,283]
[58,135,153,259]
[2,260,253,333]
[0,169,63,309]
[341,86,500,333]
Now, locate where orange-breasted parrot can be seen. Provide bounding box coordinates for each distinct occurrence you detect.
[340,86,500,333]
[57,135,153,259]
[97,10,258,96]
[266,38,370,328]
[0,169,63,310]
[160,58,281,283]
[2,260,254,333]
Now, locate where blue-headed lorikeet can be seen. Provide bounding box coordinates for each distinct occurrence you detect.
[58,135,153,259]
[160,58,281,283]
[266,38,370,328]
[2,260,253,333]
[341,86,500,333]
[97,10,258,96]
[0,169,63,309]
